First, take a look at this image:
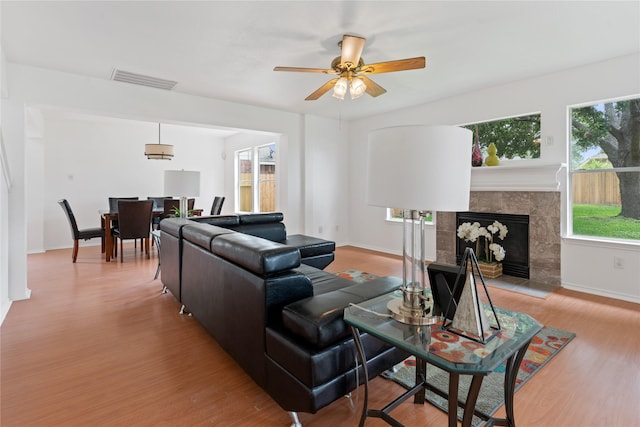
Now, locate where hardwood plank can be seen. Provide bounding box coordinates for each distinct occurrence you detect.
[1,244,639,426]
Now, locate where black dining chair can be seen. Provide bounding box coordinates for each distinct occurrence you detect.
[210,196,225,215]
[147,196,172,229]
[163,199,181,219]
[58,199,105,263]
[111,200,154,262]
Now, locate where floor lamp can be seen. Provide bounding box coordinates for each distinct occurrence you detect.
[367,125,472,324]
[164,170,200,218]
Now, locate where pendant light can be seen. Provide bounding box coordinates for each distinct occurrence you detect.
[145,123,174,160]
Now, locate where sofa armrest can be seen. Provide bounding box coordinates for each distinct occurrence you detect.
[282,276,401,348]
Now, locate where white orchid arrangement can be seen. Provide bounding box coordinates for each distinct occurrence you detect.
[457,220,508,263]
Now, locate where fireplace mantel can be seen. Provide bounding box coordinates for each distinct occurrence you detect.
[471,162,566,192]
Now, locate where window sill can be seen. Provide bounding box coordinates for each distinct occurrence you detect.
[562,235,640,250]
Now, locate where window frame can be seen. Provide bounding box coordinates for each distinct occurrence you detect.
[568,94,640,243]
[235,143,277,214]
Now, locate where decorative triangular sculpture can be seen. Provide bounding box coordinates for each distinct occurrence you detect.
[451,272,491,337]
[442,247,501,343]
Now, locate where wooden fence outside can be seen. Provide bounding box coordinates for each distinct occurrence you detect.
[239,173,276,212]
[572,171,621,205]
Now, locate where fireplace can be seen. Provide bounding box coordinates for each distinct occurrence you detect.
[456,211,530,278]
[436,191,560,287]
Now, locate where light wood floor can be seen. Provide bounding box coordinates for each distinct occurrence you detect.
[2,244,639,426]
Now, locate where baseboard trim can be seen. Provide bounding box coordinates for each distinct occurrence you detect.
[562,282,639,304]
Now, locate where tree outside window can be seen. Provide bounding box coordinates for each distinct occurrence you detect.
[462,114,541,161]
[570,97,640,241]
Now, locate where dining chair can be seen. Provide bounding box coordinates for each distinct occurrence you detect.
[188,198,195,212]
[58,199,105,263]
[163,199,180,219]
[111,200,154,262]
[108,197,141,249]
[148,196,172,229]
[210,196,225,215]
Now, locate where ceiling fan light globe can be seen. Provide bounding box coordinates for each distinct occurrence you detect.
[332,77,348,100]
[350,77,367,99]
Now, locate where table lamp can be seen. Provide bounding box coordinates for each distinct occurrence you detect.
[164,170,200,218]
[367,125,472,324]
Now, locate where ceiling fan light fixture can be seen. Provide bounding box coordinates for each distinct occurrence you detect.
[332,77,348,100]
[350,77,367,99]
[145,123,174,160]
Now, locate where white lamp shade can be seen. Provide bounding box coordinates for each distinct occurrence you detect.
[367,125,472,211]
[164,170,201,197]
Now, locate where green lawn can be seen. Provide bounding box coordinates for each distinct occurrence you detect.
[573,204,640,240]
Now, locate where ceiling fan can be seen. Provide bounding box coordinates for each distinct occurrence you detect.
[274,34,426,101]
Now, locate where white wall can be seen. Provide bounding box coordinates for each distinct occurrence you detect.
[348,53,640,303]
[303,115,349,245]
[2,63,326,306]
[29,110,226,252]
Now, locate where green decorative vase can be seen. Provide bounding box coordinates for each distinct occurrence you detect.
[485,143,500,166]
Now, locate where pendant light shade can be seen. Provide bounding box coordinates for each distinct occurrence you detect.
[145,123,174,160]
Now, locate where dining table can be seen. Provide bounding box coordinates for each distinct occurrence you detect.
[99,208,203,262]
[99,208,163,262]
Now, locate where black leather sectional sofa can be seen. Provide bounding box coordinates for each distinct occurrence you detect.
[160,213,407,425]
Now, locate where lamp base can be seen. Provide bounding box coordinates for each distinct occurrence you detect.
[387,285,438,326]
[179,197,188,218]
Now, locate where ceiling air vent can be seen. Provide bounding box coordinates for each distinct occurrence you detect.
[110,69,178,90]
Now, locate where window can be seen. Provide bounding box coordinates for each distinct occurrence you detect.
[570,97,640,241]
[462,113,541,160]
[387,208,433,223]
[236,143,277,213]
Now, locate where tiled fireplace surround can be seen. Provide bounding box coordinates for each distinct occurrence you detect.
[436,191,561,286]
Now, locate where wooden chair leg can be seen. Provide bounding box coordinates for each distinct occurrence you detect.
[120,240,124,262]
[72,240,79,263]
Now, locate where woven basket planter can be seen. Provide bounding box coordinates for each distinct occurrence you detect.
[475,261,503,279]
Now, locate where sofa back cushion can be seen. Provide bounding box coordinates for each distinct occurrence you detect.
[182,223,234,250]
[212,232,300,276]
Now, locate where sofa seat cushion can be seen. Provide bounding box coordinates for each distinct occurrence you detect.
[212,232,301,276]
[281,277,401,348]
[265,326,398,388]
[294,264,353,295]
[284,234,336,258]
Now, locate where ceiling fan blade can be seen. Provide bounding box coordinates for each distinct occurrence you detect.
[359,76,387,97]
[305,78,339,100]
[360,57,426,74]
[340,35,366,69]
[274,66,337,74]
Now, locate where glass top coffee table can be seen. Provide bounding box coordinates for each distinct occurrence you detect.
[344,291,542,427]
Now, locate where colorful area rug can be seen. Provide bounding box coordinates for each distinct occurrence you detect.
[382,325,575,426]
[336,269,380,283]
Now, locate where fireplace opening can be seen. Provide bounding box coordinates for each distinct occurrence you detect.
[456,211,530,279]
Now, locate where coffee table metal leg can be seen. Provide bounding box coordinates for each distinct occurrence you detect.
[448,373,460,427]
[462,374,485,426]
[502,338,533,427]
[349,326,369,427]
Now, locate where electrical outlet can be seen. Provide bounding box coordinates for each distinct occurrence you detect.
[613,256,624,269]
[318,225,323,234]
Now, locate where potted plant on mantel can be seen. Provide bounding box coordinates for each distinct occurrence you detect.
[457,220,508,279]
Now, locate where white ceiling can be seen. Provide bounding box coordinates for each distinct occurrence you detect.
[2,1,639,121]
